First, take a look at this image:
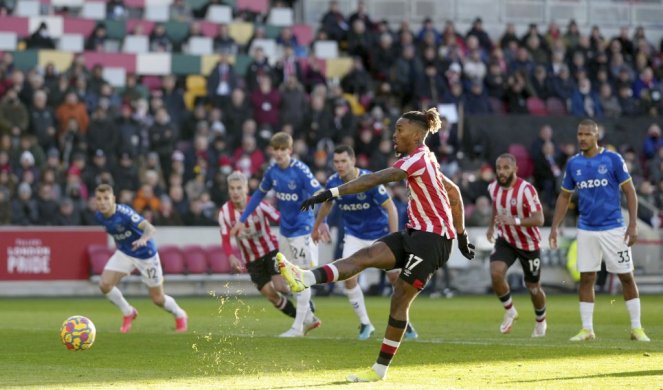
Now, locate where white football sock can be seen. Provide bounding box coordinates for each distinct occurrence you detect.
[579,301,594,331]
[105,287,133,316]
[625,298,642,329]
[292,288,311,331]
[372,363,387,379]
[346,285,370,325]
[163,295,186,318]
[303,270,317,287]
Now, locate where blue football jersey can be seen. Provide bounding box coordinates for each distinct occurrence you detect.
[561,148,631,231]
[95,204,157,259]
[246,159,321,237]
[327,169,391,240]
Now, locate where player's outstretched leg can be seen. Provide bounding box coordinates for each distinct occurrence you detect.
[386,270,417,340]
[149,286,188,332]
[347,279,418,382]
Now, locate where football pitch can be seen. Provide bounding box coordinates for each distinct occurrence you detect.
[1,294,662,389]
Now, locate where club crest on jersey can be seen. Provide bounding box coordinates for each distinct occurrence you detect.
[511,199,517,206]
[288,181,297,190]
[598,164,608,175]
[115,225,124,232]
[576,169,582,176]
[356,192,366,200]
[272,180,277,186]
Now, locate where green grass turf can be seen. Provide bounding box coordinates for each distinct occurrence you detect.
[1,293,661,389]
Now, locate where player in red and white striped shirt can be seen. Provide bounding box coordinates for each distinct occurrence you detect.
[218,171,300,321]
[486,154,547,337]
[276,108,476,383]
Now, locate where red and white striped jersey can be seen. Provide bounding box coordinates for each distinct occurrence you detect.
[219,197,280,263]
[393,144,455,239]
[488,177,542,251]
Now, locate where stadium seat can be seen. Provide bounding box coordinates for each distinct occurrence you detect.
[81,2,106,20]
[325,57,353,79]
[87,244,113,276]
[104,20,128,40]
[264,24,282,39]
[144,4,170,22]
[52,0,85,7]
[206,245,233,274]
[159,245,186,274]
[545,97,567,115]
[171,54,201,75]
[182,245,209,274]
[228,22,254,45]
[164,20,189,45]
[0,32,18,51]
[206,5,232,23]
[186,36,213,55]
[29,16,65,37]
[508,143,535,179]
[142,75,163,91]
[57,34,84,52]
[126,20,156,35]
[123,35,150,53]
[63,17,96,36]
[233,54,252,76]
[136,53,171,75]
[38,50,74,72]
[84,52,137,72]
[268,7,294,27]
[526,97,548,116]
[0,16,30,36]
[237,0,268,14]
[12,50,39,71]
[313,40,339,59]
[248,38,277,62]
[102,67,127,87]
[291,24,313,47]
[16,0,41,17]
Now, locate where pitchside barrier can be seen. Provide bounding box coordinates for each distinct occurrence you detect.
[1,224,661,297]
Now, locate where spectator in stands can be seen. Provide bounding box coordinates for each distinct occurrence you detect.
[55,197,81,226]
[0,89,29,137]
[206,53,237,110]
[0,188,10,225]
[598,83,622,118]
[643,124,663,160]
[391,44,422,109]
[106,0,127,20]
[149,23,173,53]
[571,78,602,117]
[222,89,252,142]
[274,45,303,86]
[369,33,397,81]
[279,77,307,134]
[467,195,492,227]
[213,24,238,55]
[56,92,89,142]
[329,98,355,144]
[530,65,552,99]
[509,46,535,77]
[160,75,186,126]
[250,75,281,131]
[301,55,327,93]
[87,65,106,97]
[416,17,441,47]
[525,35,549,65]
[534,141,563,209]
[303,93,332,145]
[633,67,660,98]
[183,196,217,226]
[26,22,55,50]
[245,47,274,93]
[348,1,374,32]
[414,64,447,108]
[155,195,183,226]
[36,183,58,225]
[463,48,487,84]
[505,71,531,113]
[113,152,140,194]
[348,19,374,68]
[87,107,118,160]
[85,23,108,52]
[133,183,161,214]
[14,150,40,186]
[464,81,492,114]
[149,108,178,179]
[466,17,493,52]
[341,57,373,99]
[550,64,576,101]
[170,0,192,22]
[276,27,301,53]
[320,0,349,42]
[11,182,39,225]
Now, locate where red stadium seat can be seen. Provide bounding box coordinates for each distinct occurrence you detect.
[526,97,548,116]
[206,244,233,274]
[87,245,113,276]
[126,19,156,35]
[141,75,162,91]
[63,17,97,36]
[159,245,186,274]
[0,16,30,36]
[545,97,567,115]
[508,143,535,179]
[237,0,269,14]
[182,245,209,274]
[291,24,313,46]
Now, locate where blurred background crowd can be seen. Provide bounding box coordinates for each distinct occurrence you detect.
[2,0,663,229]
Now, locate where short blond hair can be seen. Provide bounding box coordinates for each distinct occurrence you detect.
[95,184,114,194]
[270,132,293,149]
[227,171,248,186]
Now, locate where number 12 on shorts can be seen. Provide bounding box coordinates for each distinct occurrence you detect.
[405,254,423,270]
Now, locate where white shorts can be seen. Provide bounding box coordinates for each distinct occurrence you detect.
[343,234,400,274]
[576,227,634,274]
[104,250,164,287]
[285,234,318,270]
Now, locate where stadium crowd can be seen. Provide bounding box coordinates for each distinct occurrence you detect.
[1,0,663,228]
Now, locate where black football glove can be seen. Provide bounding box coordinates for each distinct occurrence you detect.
[299,189,333,211]
[457,230,476,260]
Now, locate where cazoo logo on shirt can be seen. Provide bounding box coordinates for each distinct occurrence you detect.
[577,178,609,189]
[276,192,299,201]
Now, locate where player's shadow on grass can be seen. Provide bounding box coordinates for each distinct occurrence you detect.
[506,369,663,384]
[254,380,350,389]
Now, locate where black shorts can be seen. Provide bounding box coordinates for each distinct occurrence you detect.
[246,250,279,290]
[490,237,542,283]
[378,229,453,290]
